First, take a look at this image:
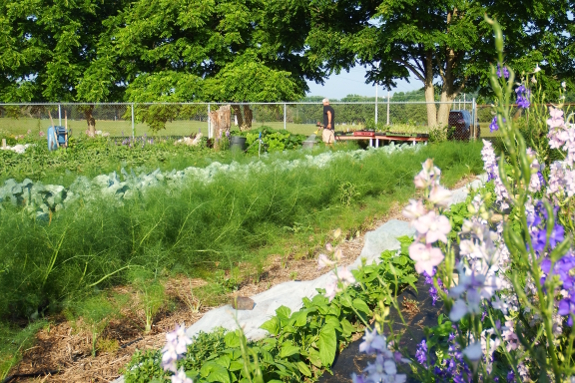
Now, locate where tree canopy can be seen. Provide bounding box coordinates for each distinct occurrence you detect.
[0,0,573,131]
[305,0,574,126]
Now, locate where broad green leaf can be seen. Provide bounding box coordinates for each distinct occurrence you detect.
[215,354,231,369]
[260,316,280,335]
[296,361,312,377]
[291,310,308,327]
[307,347,323,367]
[352,298,371,315]
[229,360,244,371]
[280,342,301,358]
[275,305,292,319]
[392,255,408,266]
[341,318,355,337]
[224,330,240,348]
[207,365,231,383]
[318,326,337,366]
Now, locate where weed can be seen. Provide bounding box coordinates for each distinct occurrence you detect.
[129,269,165,334]
[75,295,118,357]
[97,338,120,353]
[0,321,47,380]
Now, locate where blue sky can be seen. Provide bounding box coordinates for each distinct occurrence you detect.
[306,66,422,99]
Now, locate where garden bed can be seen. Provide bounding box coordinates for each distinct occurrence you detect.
[0,142,483,382]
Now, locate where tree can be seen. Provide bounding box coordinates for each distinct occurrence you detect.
[306,0,573,127]
[111,0,325,131]
[0,0,128,133]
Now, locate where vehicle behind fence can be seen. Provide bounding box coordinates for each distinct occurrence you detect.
[0,100,479,141]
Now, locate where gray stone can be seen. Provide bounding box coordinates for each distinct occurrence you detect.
[231,296,255,310]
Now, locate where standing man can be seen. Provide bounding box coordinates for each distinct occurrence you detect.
[322,98,335,145]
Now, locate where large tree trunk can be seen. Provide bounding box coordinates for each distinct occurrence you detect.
[231,105,243,128]
[83,105,96,136]
[437,88,456,127]
[209,105,231,149]
[436,10,459,127]
[437,48,457,127]
[424,51,438,127]
[242,105,253,130]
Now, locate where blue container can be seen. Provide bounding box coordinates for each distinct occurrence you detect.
[47,126,70,151]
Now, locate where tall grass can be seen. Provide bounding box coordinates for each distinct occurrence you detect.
[0,142,483,320]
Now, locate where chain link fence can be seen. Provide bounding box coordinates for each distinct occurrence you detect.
[0,101,479,141]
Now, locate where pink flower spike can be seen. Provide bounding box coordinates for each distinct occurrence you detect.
[549,106,564,120]
[338,266,355,284]
[324,277,338,301]
[402,199,426,220]
[408,243,444,275]
[413,171,429,189]
[412,211,451,244]
[171,367,194,383]
[428,186,452,207]
[318,254,335,270]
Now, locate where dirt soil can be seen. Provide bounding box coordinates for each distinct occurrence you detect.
[7,175,476,383]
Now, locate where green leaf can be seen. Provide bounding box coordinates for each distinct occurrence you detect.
[352,298,371,315]
[260,316,280,335]
[290,310,308,327]
[229,360,244,371]
[207,366,231,383]
[275,305,292,319]
[224,330,241,348]
[392,255,408,265]
[201,361,231,383]
[318,326,337,367]
[296,361,312,377]
[340,318,355,337]
[279,342,301,358]
[307,348,323,367]
[215,354,231,369]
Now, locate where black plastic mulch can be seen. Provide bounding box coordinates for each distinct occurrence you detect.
[319,276,444,383]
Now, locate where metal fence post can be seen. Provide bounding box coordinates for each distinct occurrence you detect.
[386,91,390,125]
[207,103,211,138]
[374,85,378,126]
[472,98,476,141]
[58,104,62,126]
[283,103,287,130]
[131,103,135,139]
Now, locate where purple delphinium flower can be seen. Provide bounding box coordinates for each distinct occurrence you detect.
[507,370,515,382]
[490,117,499,133]
[558,296,575,326]
[497,64,510,79]
[415,339,427,365]
[429,285,439,305]
[359,328,387,354]
[538,171,546,188]
[549,224,565,248]
[515,85,531,108]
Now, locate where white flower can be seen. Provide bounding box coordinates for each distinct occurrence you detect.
[317,254,335,269]
[533,64,541,73]
[171,367,193,383]
[428,185,452,207]
[562,81,567,89]
[402,199,426,220]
